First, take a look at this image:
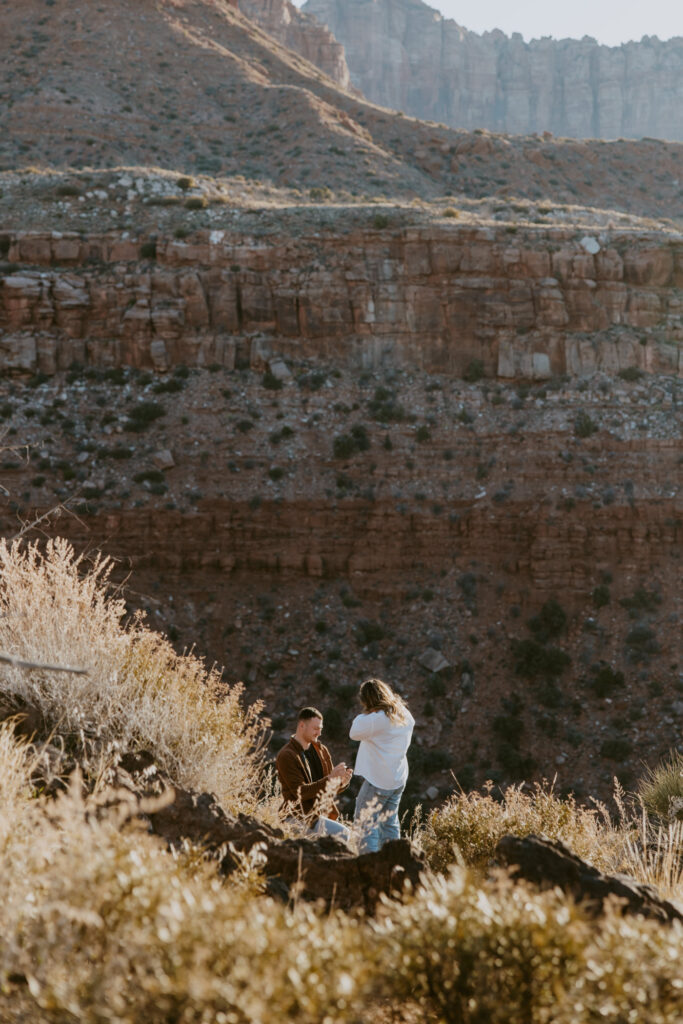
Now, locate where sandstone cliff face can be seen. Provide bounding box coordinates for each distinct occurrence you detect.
[238,0,351,89]
[304,0,683,140]
[1,227,681,379]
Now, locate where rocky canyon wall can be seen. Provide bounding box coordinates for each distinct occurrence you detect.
[238,0,352,89]
[303,0,683,140]
[1,226,681,379]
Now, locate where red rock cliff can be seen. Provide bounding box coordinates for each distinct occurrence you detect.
[1,227,681,379]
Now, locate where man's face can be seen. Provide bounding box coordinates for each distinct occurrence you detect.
[299,715,323,745]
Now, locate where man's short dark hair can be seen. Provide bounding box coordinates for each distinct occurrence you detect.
[298,706,323,721]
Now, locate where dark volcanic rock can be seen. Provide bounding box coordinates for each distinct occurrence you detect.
[140,773,424,912]
[496,833,683,924]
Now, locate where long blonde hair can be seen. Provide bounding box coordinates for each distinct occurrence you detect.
[359,678,408,723]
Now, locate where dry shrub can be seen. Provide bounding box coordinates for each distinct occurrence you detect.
[0,539,265,813]
[373,867,591,1023]
[0,766,370,1024]
[554,909,683,1024]
[0,733,682,1024]
[373,867,683,1024]
[418,780,625,873]
[621,811,683,903]
[637,748,683,821]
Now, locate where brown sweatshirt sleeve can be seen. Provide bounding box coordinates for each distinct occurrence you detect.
[276,746,331,806]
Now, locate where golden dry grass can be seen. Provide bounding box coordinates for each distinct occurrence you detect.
[0,538,266,813]
[416,779,629,874]
[1,539,683,1023]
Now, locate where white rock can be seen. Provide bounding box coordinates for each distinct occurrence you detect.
[268,358,293,382]
[153,449,175,470]
[532,352,551,379]
[418,648,450,673]
[580,235,600,254]
[150,339,169,372]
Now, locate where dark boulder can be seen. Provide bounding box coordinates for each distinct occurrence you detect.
[496,833,683,924]
[120,756,424,912]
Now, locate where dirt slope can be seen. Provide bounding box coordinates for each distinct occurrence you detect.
[0,0,682,217]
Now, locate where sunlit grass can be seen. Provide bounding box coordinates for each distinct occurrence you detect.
[1,539,682,1022]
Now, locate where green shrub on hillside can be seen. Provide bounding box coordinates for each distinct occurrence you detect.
[638,749,683,821]
[528,598,567,643]
[575,410,598,437]
[512,638,571,678]
[125,401,166,432]
[332,424,370,459]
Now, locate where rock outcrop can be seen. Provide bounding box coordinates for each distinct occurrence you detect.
[117,752,424,911]
[497,834,683,924]
[1,227,681,379]
[304,0,683,141]
[238,0,352,89]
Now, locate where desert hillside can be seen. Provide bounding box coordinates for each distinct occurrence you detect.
[1,2,683,1022]
[1,0,683,215]
[0,0,681,807]
[304,0,683,140]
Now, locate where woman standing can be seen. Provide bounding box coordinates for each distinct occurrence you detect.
[350,678,415,854]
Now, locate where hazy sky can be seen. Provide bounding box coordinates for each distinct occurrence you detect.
[430,0,681,46]
[297,1,682,47]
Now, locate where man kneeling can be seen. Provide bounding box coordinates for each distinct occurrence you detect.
[276,706,352,842]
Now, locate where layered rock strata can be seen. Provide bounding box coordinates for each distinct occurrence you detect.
[1,363,680,802]
[238,0,352,89]
[1,227,681,379]
[304,0,683,140]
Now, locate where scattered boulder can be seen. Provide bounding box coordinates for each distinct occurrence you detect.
[418,647,450,673]
[267,358,292,383]
[153,448,175,470]
[496,833,683,924]
[580,235,601,254]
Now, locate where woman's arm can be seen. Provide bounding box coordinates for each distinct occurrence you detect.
[349,711,380,741]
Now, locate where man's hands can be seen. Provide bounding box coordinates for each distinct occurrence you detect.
[330,762,353,786]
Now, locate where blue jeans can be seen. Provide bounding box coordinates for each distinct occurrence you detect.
[313,815,350,844]
[354,779,404,854]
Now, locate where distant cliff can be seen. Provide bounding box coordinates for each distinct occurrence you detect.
[303,0,683,140]
[238,0,352,89]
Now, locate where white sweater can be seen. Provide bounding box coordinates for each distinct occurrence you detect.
[349,708,415,790]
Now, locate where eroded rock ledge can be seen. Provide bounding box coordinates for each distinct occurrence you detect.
[1,226,681,379]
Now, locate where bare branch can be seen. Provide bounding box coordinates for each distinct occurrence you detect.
[0,651,89,675]
[10,499,86,542]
